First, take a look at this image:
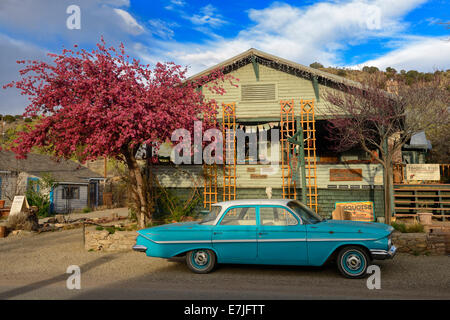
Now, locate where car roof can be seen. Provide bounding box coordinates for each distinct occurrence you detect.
[212,199,293,207]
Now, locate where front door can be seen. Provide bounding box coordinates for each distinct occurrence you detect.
[257,206,308,265]
[212,206,258,263]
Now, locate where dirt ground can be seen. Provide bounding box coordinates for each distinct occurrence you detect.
[0,225,449,300]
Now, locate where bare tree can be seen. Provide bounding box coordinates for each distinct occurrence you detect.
[0,172,26,204]
[324,73,449,223]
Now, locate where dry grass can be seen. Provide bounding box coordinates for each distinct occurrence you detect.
[6,211,39,231]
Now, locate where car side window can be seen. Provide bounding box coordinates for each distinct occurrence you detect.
[259,207,298,226]
[220,207,256,226]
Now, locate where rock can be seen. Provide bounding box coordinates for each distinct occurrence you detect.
[55,214,65,223]
[46,217,57,224]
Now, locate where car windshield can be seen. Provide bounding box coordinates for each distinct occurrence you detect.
[199,205,222,224]
[287,200,323,224]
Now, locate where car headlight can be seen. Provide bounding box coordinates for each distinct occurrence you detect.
[387,235,392,248]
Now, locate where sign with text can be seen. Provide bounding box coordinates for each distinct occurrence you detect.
[333,201,375,222]
[330,168,363,181]
[406,164,440,181]
[9,196,29,216]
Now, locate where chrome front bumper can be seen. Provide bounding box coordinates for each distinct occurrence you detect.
[132,245,147,253]
[370,245,397,260]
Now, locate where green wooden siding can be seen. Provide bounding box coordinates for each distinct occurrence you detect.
[202,63,341,119]
[153,164,383,189]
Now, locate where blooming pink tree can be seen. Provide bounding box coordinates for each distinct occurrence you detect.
[4,38,233,227]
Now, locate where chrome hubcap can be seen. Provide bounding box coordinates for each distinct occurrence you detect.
[346,254,361,270]
[194,251,208,266]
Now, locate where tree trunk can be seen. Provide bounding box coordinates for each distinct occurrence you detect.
[124,149,149,228]
[383,164,393,225]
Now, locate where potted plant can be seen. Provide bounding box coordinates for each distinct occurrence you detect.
[417,204,433,226]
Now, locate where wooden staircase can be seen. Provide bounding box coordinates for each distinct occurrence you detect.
[394,185,450,220]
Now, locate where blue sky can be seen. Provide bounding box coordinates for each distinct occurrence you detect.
[1,0,449,115]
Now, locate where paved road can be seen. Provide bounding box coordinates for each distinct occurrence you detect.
[0,227,449,300]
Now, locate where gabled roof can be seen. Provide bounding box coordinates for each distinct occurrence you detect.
[188,48,362,89]
[0,150,103,184]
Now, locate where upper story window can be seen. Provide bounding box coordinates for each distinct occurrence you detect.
[241,83,276,102]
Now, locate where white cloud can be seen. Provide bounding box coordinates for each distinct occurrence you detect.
[113,8,145,35]
[0,34,49,115]
[165,0,186,11]
[138,0,432,75]
[185,4,226,28]
[356,37,450,71]
[0,0,149,114]
[148,19,177,39]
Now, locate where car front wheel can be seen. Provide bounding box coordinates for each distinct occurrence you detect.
[337,246,370,279]
[186,249,217,274]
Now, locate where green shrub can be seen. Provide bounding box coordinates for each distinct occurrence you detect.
[309,62,324,69]
[391,221,407,233]
[128,208,137,221]
[406,223,424,233]
[391,221,425,233]
[25,174,57,218]
[82,207,91,213]
[95,226,104,231]
[156,187,201,224]
[3,115,15,123]
[105,226,115,234]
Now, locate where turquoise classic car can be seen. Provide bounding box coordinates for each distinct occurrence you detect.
[133,199,396,278]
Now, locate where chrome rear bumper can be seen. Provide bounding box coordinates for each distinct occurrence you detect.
[132,245,147,253]
[370,245,397,260]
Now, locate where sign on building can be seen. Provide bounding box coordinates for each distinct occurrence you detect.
[333,201,375,222]
[406,164,440,181]
[329,169,363,181]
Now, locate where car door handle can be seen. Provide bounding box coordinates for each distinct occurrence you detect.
[213,232,222,235]
[258,232,268,236]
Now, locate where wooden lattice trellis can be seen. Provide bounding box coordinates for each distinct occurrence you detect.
[300,99,318,212]
[203,164,218,210]
[222,102,237,201]
[280,100,297,199]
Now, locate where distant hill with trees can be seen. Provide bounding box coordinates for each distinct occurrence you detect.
[309,62,450,89]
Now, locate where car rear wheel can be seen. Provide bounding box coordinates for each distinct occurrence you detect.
[337,246,369,279]
[186,249,216,274]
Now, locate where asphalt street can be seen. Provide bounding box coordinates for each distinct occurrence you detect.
[0,227,449,300]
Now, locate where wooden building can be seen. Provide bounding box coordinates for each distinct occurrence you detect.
[0,151,104,213]
[152,49,385,218]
